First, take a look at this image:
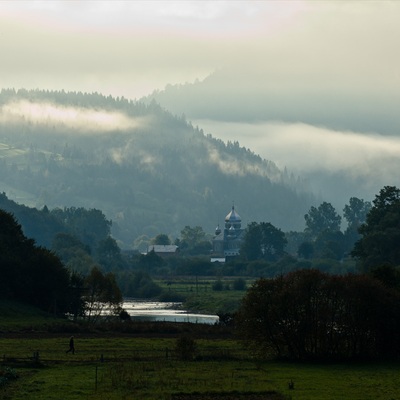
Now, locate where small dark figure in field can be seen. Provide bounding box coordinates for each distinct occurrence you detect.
[66,336,75,354]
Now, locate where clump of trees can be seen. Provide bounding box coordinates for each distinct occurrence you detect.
[175,225,212,256]
[0,209,123,319]
[0,209,78,314]
[352,186,400,271]
[294,197,372,262]
[240,222,287,262]
[236,269,400,361]
[234,196,373,276]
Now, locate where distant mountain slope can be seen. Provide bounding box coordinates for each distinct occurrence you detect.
[142,72,400,208]
[143,69,399,135]
[0,89,314,248]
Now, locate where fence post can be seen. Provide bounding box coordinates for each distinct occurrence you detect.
[33,351,40,363]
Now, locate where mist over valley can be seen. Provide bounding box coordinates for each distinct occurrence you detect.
[1,1,399,247]
[2,6,400,396]
[0,89,315,248]
[144,71,400,209]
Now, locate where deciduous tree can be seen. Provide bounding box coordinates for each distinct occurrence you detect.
[304,202,341,239]
[236,270,400,361]
[343,197,371,253]
[151,233,171,245]
[84,266,122,323]
[241,222,287,262]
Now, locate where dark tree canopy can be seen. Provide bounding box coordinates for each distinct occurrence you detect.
[95,236,124,270]
[352,186,400,271]
[178,225,211,255]
[84,266,122,323]
[371,264,400,290]
[236,270,400,361]
[240,221,287,262]
[304,202,341,239]
[180,226,206,248]
[297,241,314,259]
[50,207,112,250]
[343,197,371,230]
[0,209,78,314]
[152,233,171,245]
[342,197,372,255]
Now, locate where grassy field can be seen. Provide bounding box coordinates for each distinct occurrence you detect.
[0,300,61,331]
[156,277,253,314]
[1,300,400,400]
[1,334,400,400]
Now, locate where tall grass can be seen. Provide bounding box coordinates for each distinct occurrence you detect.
[1,336,400,399]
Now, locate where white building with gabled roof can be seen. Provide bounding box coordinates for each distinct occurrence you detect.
[147,245,179,257]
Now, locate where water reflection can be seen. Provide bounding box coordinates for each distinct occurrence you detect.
[123,299,219,325]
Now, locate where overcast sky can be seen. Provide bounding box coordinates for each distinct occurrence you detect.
[1,1,400,204]
[1,1,398,100]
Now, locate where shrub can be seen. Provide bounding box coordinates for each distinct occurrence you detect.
[175,335,197,360]
[212,279,223,291]
[0,367,18,388]
[232,278,246,291]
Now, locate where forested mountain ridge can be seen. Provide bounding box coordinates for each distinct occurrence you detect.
[0,192,111,250]
[0,88,315,248]
[142,73,400,208]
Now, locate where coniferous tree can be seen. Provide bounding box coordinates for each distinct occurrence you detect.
[352,186,400,271]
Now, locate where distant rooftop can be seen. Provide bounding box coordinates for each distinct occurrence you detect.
[147,245,179,254]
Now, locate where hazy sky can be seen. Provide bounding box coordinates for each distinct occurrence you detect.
[1,1,400,204]
[1,1,398,99]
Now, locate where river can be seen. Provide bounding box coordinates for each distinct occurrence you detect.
[122,299,219,325]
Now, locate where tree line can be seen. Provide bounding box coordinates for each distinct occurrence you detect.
[236,186,400,361]
[0,209,122,321]
[237,269,400,361]
[2,184,400,348]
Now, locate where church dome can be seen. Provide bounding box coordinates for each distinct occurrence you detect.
[225,206,241,223]
[225,206,241,230]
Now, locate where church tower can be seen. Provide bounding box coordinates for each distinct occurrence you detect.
[212,205,244,260]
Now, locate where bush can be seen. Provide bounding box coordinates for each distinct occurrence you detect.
[212,279,223,291]
[232,278,246,291]
[0,367,18,388]
[175,335,197,360]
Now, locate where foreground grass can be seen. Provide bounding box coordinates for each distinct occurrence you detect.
[1,335,400,400]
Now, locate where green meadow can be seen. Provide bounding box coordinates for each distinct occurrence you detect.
[1,334,400,400]
[156,277,253,314]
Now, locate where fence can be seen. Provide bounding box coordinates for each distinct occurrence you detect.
[1,346,246,367]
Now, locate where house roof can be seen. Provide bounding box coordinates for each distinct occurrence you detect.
[147,245,178,253]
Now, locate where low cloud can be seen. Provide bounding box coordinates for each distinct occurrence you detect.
[109,143,159,169]
[196,119,400,201]
[0,100,142,133]
[206,143,281,181]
